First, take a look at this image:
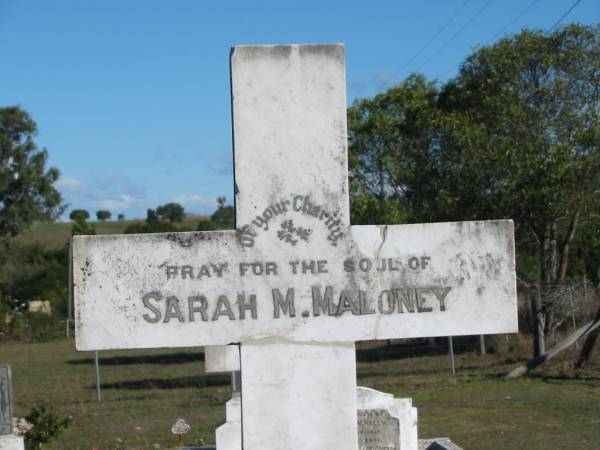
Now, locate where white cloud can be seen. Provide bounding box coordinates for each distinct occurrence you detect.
[55,175,87,193]
[172,194,216,211]
[98,193,137,211]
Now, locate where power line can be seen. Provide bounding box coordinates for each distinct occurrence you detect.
[547,0,583,33]
[388,0,472,82]
[436,0,542,80]
[415,0,493,73]
[491,0,541,41]
[436,0,584,80]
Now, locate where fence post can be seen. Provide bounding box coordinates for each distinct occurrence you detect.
[95,351,102,402]
[448,336,456,377]
[479,335,486,355]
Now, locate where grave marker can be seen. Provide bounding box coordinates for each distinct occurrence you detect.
[73,44,517,450]
[0,364,24,450]
[0,364,13,435]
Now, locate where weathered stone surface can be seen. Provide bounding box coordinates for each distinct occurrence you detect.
[357,386,418,450]
[215,395,241,450]
[204,346,240,373]
[213,386,420,450]
[73,220,516,350]
[240,340,357,449]
[0,435,25,450]
[0,365,13,436]
[358,409,399,449]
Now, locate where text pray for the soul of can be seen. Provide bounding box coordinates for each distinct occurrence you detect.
[143,256,452,323]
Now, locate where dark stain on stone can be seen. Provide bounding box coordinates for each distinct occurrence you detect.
[165,232,211,248]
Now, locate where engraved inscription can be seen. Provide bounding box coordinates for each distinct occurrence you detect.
[140,254,454,323]
[140,285,452,322]
[357,409,399,450]
[237,193,345,247]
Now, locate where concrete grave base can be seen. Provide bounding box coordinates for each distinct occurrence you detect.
[215,394,241,450]
[215,386,420,450]
[419,437,464,450]
[0,435,25,450]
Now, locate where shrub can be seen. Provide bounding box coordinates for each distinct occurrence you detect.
[24,404,71,450]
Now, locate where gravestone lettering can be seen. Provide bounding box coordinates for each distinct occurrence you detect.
[74,220,515,348]
[358,409,399,450]
[73,44,517,450]
[0,364,13,436]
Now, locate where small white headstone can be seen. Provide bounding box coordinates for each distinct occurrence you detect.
[204,346,240,373]
[27,301,51,315]
[357,386,418,450]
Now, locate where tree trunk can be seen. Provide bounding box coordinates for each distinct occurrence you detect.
[576,300,600,368]
[531,285,545,357]
[506,317,600,379]
[558,211,580,284]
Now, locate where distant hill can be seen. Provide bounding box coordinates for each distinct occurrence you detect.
[17,215,210,250]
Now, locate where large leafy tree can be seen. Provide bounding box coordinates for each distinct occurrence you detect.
[0,107,63,244]
[349,25,600,357]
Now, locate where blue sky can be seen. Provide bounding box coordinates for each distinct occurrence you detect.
[1,0,598,220]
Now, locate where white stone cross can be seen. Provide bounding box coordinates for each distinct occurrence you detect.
[73,44,517,450]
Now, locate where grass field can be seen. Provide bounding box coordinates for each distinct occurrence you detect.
[17,216,210,250]
[0,337,598,449]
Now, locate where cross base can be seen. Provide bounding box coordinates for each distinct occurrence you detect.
[240,340,358,450]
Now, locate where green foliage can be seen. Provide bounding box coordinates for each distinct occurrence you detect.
[24,404,71,450]
[124,220,183,234]
[210,205,234,228]
[197,197,234,231]
[71,216,95,236]
[0,107,64,243]
[155,202,185,223]
[349,25,600,284]
[0,243,68,313]
[68,209,89,221]
[3,311,65,343]
[196,220,219,231]
[124,204,191,234]
[349,24,600,356]
[117,213,125,220]
[96,209,111,221]
[146,208,159,222]
[348,73,439,225]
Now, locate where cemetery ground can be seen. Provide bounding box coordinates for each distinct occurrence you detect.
[0,336,598,450]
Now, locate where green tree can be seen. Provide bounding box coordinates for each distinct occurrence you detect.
[348,74,438,225]
[117,213,125,221]
[0,106,63,244]
[211,196,234,228]
[69,209,89,221]
[71,216,95,236]
[156,202,185,222]
[348,25,600,357]
[96,209,111,221]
